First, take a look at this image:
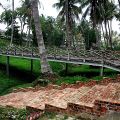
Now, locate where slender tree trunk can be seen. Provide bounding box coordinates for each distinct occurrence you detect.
[95,25,101,49]
[30,0,53,74]
[104,20,109,48]
[101,23,107,48]
[65,0,72,49]
[107,20,112,49]
[10,0,14,46]
[28,17,32,47]
[118,0,120,7]
[20,20,23,45]
[20,19,25,45]
[25,26,29,46]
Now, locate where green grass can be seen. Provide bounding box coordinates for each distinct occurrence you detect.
[0,53,118,95]
[0,56,64,75]
[55,76,88,85]
[0,71,26,95]
[0,56,65,95]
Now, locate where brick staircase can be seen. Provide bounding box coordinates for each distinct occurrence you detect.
[0,77,120,119]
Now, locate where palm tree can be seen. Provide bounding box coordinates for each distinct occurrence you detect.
[1,0,15,46]
[30,0,53,74]
[16,7,27,45]
[16,0,33,46]
[21,0,37,46]
[81,0,116,49]
[53,0,81,48]
[0,10,13,28]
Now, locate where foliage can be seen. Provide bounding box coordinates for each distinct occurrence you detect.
[5,25,21,44]
[40,15,64,47]
[78,20,97,49]
[0,9,17,27]
[0,107,27,120]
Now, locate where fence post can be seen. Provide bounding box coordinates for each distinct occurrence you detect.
[100,51,104,77]
[31,59,33,75]
[6,56,10,76]
[67,48,70,61]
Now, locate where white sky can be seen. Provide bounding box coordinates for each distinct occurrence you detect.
[0,0,119,33]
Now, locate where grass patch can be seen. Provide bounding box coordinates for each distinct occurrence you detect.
[56,76,88,85]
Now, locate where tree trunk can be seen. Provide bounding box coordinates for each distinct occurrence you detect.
[27,17,32,47]
[10,0,14,46]
[30,0,53,74]
[65,0,73,49]
[95,26,100,49]
[118,0,120,7]
[20,19,25,46]
[104,20,109,48]
[101,23,107,48]
[107,20,112,49]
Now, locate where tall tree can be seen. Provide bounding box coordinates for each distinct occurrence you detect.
[81,0,116,49]
[53,0,81,48]
[0,10,13,28]
[16,7,27,45]
[30,0,53,74]
[10,0,14,46]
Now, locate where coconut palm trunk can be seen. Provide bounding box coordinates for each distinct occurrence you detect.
[10,0,14,46]
[118,0,120,7]
[30,0,53,74]
[65,0,73,49]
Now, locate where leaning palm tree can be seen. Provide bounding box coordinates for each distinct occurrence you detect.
[30,0,53,74]
[53,0,81,48]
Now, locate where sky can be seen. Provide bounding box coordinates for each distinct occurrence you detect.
[0,0,119,33]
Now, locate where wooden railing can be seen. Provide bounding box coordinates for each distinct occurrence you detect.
[0,46,120,70]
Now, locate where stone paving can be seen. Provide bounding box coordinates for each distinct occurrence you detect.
[0,80,120,118]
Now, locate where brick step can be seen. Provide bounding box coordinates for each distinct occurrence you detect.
[26,86,91,112]
[67,85,107,115]
[0,91,36,108]
[25,89,58,110]
[98,83,120,102]
[0,82,119,117]
[94,83,120,114]
[45,86,91,113]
